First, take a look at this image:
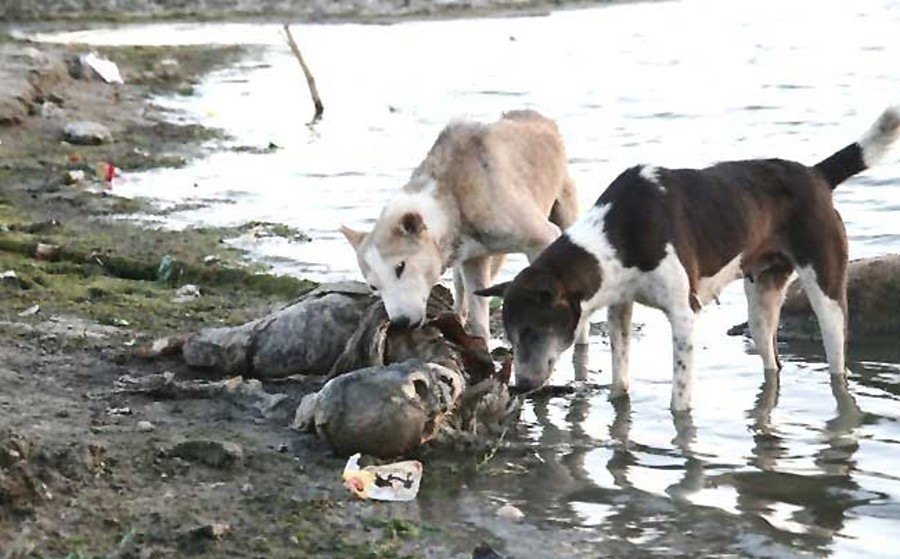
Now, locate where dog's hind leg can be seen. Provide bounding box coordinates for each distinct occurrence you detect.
[608,302,634,399]
[796,264,848,375]
[461,256,493,340]
[790,215,849,376]
[743,264,793,372]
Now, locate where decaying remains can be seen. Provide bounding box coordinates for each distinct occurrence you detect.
[294,360,465,457]
[161,282,517,458]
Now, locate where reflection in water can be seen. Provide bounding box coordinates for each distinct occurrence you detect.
[726,371,869,549]
[517,368,879,555]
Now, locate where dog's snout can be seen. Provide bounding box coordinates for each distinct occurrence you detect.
[390,316,412,329]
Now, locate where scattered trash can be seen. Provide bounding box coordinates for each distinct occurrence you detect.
[496,503,525,522]
[156,255,175,283]
[81,52,124,84]
[64,169,85,184]
[106,406,133,417]
[172,284,201,303]
[18,304,40,317]
[202,254,220,265]
[34,243,59,260]
[111,318,130,327]
[96,161,117,182]
[136,420,155,432]
[341,453,423,501]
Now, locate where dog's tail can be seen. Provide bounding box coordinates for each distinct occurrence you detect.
[814,106,900,189]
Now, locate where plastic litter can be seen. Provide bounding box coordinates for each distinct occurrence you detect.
[64,169,85,184]
[156,255,175,283]
[81,52,123,84]
[96,162,117,183]
[341,453,423,501]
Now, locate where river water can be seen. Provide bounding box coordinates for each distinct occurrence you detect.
[35,1,900,557]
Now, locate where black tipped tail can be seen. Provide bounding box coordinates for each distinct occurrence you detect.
[814,143,865,190]
[814,106,900,190]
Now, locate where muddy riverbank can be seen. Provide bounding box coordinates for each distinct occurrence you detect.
[2,0,629,24]
[0,34,484,558]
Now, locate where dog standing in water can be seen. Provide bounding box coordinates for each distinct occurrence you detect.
[478,107,900,410]
[342,110,583,341]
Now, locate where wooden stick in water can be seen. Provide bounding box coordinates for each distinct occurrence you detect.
[283,23,324,123]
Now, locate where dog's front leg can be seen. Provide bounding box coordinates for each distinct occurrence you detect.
[667,308,696,411]
[608,302,633,399]
[461,256,492,340]
[452,266,468,323]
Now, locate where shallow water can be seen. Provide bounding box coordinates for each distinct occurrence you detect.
[35,1,900,556]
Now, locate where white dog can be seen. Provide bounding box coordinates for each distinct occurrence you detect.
[341,110,580,340]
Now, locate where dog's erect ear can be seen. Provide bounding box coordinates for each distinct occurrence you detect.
[398,212,426,236]
[475,281,511,298]
[339,225,367,250]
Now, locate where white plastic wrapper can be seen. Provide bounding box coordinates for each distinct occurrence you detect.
[341,453,423,501]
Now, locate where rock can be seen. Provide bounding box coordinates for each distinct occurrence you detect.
[40,101,65,119]
[183,521,231,540]
[153,58,182,80]
[291,392,319,432]
[496,503,525,522]
[172,284,201,303]
[136,420,155,432]
[472,543,507,559]
[63,121,112,145]
[63,169,85,184]
[0,95,28,126]
[168,440,243,469]
[1,270,21,289]
[34,243,59,260]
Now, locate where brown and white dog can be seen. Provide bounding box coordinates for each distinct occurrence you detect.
[478,107,900,410]
[341,110,581,340]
